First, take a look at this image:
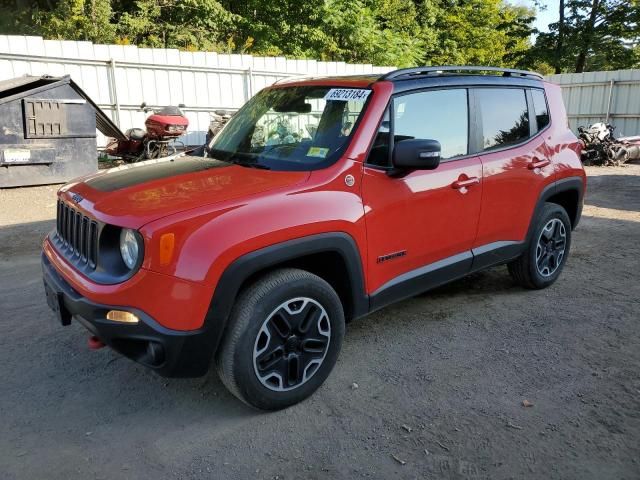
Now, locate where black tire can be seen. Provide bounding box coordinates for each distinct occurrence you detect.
[508,203,572,289]
[216,268,345,410]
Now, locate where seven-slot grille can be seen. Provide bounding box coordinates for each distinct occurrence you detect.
[55,200,98,269]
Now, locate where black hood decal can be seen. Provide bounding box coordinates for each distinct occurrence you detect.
[87,156,230,192]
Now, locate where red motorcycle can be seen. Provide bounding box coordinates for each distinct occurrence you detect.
[105,103,189,162]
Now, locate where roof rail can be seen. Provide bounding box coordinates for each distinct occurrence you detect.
[380,66,544,81]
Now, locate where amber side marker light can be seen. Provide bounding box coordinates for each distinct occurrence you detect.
[159,233,175,266]
[106,310,139,324]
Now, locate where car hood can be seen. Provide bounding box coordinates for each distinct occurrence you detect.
[59,155,310,228]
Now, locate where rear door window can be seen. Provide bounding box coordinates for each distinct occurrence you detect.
[476,88,530,151]
[531,89,550,131]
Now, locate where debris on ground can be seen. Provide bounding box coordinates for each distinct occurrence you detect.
[3,166,640,479]
[391,454,406,465]
[507,421,524,430]
[350,382,359,390]
[578,123,640,166]
[436,441,450,451]
[522,399,534,407]
[401,424,412,433]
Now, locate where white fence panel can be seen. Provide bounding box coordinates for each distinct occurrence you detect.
[0,35,394,147]
[5,35,637,146]
[546,69,640,136]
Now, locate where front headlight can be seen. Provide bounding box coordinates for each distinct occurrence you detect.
[119,228,140,269]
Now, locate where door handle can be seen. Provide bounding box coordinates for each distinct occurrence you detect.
[528,158,550,170]
[452,177,480,189]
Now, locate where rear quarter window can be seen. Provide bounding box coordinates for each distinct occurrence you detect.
[531,89,550,131]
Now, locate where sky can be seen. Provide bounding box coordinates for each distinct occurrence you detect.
[521,0,560,33]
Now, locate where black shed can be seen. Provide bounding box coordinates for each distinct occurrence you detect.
[0,75,124,188]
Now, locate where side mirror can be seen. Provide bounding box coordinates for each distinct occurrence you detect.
[392,139,441,170]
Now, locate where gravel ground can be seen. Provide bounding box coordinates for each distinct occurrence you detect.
[1,166,639,480]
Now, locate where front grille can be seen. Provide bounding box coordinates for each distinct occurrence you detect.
[55,200,99,269]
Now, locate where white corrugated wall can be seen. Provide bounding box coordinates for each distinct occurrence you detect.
[545,69,640,137]
[4,35,637,144]
[0,35,394,146]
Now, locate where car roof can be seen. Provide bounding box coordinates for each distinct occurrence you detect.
[389,74,545,93]
[273,74,382,88]
[272,66,545,91]
[380,66,543,81]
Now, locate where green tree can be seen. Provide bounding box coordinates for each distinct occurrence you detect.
[424,0,535,67]
[36,0,117,43]
[117,0,237,50]
[220,0,326,57]
[3,0,602,72]
[530,0,640,73]
[319,0,423,66]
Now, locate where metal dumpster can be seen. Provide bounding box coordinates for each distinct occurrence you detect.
[0,75,123,188]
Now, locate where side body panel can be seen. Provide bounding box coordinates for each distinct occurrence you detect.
[473,134,554,247]
[472,87,555,249]
[362,158,483,294]
[471,82,584,268]
[544,82,585,189]
[365,79,586,310]
[142,159,369,288]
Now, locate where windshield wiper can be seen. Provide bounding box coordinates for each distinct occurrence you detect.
[228,158,271,170]
[208,148,271,170]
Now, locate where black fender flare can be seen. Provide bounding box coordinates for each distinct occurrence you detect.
[202,232,369,356]
[526,176,585,244]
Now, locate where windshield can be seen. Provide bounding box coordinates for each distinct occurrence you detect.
[208,86,371,170]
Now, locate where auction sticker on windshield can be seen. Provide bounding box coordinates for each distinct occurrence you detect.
[323,89,371,102]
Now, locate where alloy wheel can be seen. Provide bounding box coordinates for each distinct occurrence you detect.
[535,218,567,277]
[253,297,331,392]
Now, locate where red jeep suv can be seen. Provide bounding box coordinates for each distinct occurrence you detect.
[42,66,585,410]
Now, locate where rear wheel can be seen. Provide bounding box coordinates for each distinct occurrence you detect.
[508,203,572,289]
[216,268,345,410]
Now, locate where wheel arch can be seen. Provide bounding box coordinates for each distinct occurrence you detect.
[545,180,583,228]
[203,232,369,356]
[528,177,584,242]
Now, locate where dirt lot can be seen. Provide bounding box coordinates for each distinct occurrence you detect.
[1,166,639,480]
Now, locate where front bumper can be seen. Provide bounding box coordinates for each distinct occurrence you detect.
[42,253,214,377]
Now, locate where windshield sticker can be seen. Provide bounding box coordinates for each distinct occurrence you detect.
[324,88,371,102]
[307,147,330,158]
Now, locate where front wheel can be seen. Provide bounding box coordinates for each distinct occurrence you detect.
[508,203,572,289]
[216,269,345,410]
